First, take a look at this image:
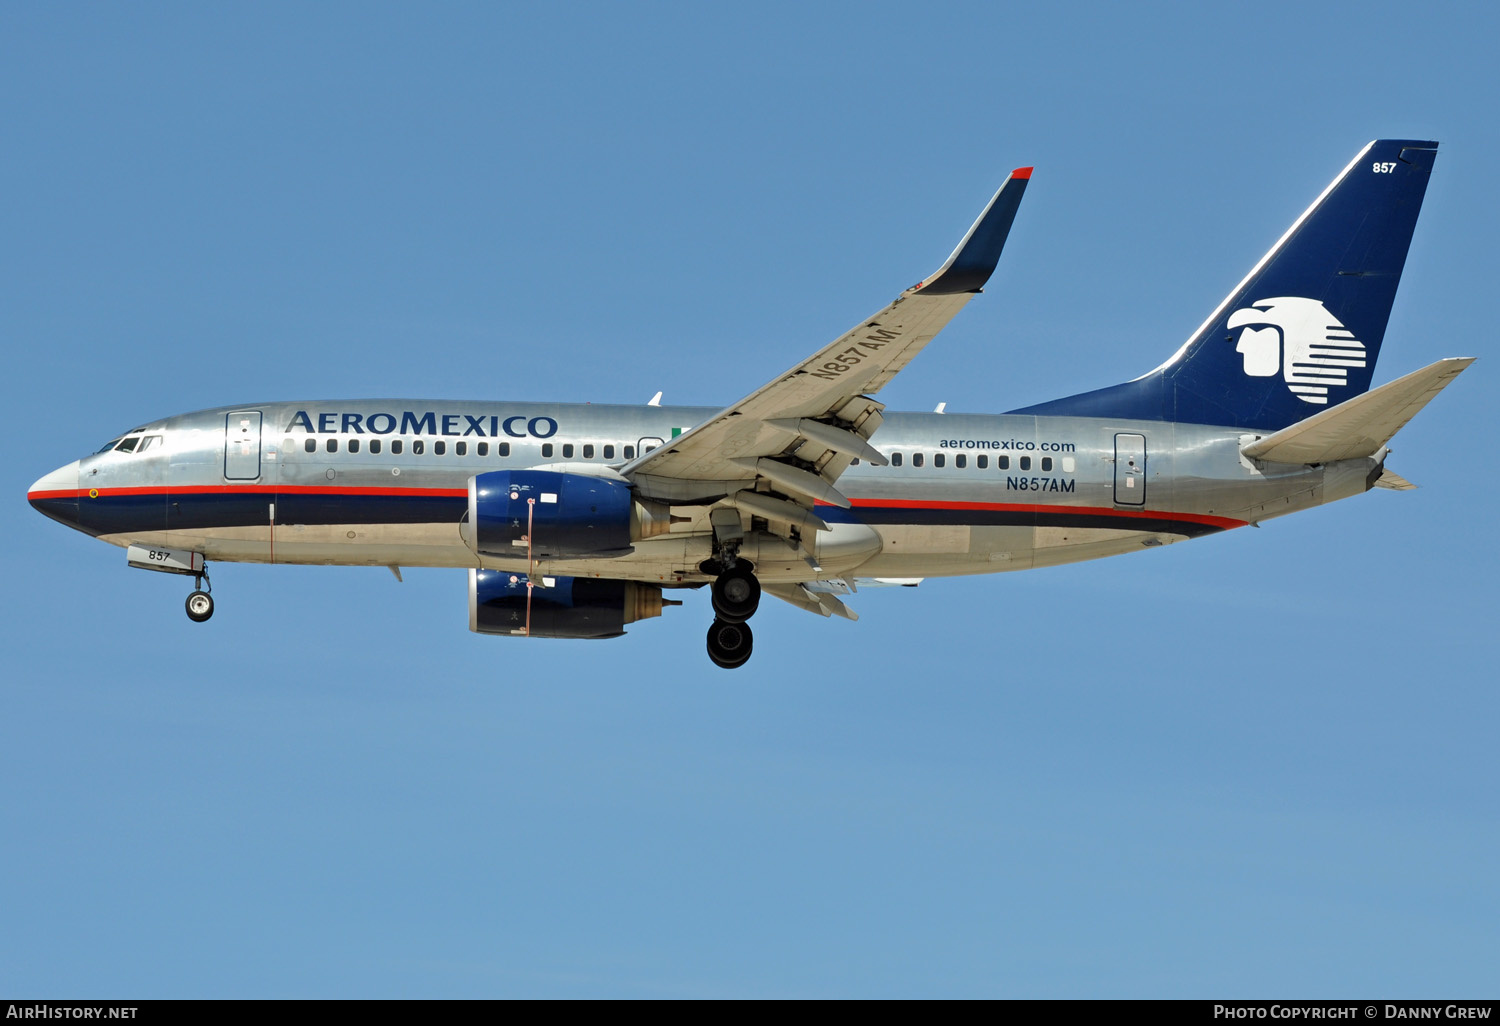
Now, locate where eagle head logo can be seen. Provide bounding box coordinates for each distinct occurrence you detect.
[1226,297,1366,405]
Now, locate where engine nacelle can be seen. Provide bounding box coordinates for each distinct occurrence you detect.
[466,470,671,559]
[468,569,671,639]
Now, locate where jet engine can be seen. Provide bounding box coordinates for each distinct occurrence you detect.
[463,470,673,559]
[468,569,674,639]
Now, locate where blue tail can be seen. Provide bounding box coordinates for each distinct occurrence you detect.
[1012,140,1439,430]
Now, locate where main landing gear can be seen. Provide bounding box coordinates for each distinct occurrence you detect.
[707,563,760,669]
[185,570,214,623]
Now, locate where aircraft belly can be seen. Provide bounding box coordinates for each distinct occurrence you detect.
[875,523,971,555]
[1029,525,1184,569]
[110,523,477,567]
[497,524,883,585]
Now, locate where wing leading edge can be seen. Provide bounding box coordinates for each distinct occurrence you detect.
[625,167,1032,508]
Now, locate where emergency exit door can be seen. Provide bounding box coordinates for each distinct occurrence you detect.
[1114,432,1146,505]
[224,411,263,480]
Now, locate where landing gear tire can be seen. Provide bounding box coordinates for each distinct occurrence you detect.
[185,590,214,623]
[706,618,753,669]
[711,566,760,623]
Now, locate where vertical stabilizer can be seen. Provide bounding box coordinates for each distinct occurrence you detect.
[1013,140,1438,430]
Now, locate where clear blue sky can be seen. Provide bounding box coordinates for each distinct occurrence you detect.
[3,1,1495,998]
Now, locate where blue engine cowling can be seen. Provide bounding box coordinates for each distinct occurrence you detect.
[467,470,634,559]
[468,569,668,639]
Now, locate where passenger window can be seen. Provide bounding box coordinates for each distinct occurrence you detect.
[934,453,946,468]
[563,444,574,459]
[913,453,924,468]
[604,445,615,460]
[455,441,467,456]
[542,443,554,458]
[477,442,488,457]
[391,440,403,455]
[1041,457,1052,472]
[326,438,338,453]
[955,454,965,468]
[624,445,636,459]
[978,455,988,469]
[891,453,902,467]
[370,439,382,455]
[348,438,360,454]
[413,440,425,455]
[583,444,594,459]
[498,442,510,457]
[999,455,1010,470]
[1062,456,1075,473]
[305,438,316,453]
[434,441,446,455]
[1020,456,1031,471]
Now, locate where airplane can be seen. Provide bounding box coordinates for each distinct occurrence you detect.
[27,140,1471,669]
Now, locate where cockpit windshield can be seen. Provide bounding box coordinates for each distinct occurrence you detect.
[95,431,159,455]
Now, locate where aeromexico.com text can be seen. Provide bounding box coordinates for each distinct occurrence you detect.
[939,438,1075,452]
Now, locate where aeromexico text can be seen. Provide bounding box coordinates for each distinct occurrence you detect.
[288,411,559,439]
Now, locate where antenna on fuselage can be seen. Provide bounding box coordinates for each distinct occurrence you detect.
[647,391,663,407]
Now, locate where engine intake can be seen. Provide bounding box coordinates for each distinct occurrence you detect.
[468,569,672,639]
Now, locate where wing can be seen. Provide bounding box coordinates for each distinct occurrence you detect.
[625,167,1032,508]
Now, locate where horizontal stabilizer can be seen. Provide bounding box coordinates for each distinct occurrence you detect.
[1373,468,1416,490]
[1241,357,1473,465]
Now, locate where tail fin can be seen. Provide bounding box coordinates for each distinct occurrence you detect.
[1013,140,1439,430]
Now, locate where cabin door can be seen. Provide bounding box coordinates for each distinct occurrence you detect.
[224,411,263,481]
[1114,432,1146,505]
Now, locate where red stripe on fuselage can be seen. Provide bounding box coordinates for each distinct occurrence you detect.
[29,484,469,501]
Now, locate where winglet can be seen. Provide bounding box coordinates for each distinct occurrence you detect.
[915,166,1033,295]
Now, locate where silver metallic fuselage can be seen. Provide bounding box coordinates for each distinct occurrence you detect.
[29,399,1380,585]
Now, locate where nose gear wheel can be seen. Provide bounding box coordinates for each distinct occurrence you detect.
[186,590,214,622]
[185,567,214,622]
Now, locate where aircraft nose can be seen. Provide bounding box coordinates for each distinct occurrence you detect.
[28,460,81,528]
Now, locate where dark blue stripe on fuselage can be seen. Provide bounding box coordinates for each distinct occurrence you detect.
[71,491,468,535]
[824,503,1227,538]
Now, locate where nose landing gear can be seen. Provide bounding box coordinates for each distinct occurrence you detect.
[124,545,216,624]
[185,570,213,623]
